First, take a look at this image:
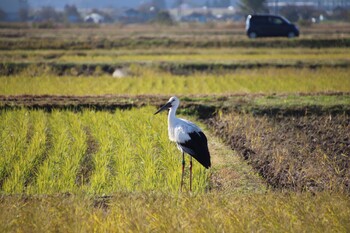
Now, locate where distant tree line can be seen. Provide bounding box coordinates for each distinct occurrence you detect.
[152,0,167,9]
[1,0,349,24]
[238,0,350,22]
[172,0,232,7]
[206,0,232,7]
[238,0,268,14]
[32,5,81,23]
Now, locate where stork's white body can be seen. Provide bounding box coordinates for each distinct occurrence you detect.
[168,112,201,144]
[154,96,211,191]
[155,96,211,172]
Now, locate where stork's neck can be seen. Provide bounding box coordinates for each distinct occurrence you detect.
[167,105,179,142]
[168,106,177,127]
[168,106,177,125]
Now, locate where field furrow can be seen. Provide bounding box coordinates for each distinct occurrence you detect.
[75,127,98,187]
[82,111,118,194]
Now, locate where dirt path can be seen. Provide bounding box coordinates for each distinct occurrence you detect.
[206,130,266,194]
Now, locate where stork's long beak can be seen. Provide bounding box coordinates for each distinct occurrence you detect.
[154,101,172,115]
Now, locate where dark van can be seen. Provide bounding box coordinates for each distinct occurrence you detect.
[246,14,299,38]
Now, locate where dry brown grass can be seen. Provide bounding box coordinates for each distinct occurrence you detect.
[1,191,349,233]
[1,21,350,50]
[0,22,349,39]
[209,112,350,193]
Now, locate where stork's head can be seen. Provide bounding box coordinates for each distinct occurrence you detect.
[154,96,179,115]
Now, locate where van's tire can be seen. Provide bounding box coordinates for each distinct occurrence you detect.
[287,32,296,38]
[248,32,257,39]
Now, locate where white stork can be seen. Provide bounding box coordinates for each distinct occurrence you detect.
[154,96,211,191]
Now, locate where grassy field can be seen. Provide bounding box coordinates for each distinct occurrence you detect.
[1,67,350,95]
[1,48,349,63]
[1,22,350,50]
[0,24,350,232]
[0,107,209,195]
[0,108,349,232]
[1,192,349,232]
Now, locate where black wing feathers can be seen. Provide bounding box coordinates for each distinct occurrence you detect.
[178,131,211,169]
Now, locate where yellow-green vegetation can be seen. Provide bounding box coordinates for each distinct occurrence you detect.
[0,108,208,195]
[0,192,349,232]
[28,111,87,194]
[0,108,349,232]
[1,47,349,63]
[1,111,47,193]
[1,67,349,95]
[253,94,350,107]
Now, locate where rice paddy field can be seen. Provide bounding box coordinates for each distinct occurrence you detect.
[1,23,350,232]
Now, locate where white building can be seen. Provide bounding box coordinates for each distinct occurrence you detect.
[84,13,105,23]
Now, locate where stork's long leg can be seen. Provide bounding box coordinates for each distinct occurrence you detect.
[181,151,185,191]
[189,156,193,192]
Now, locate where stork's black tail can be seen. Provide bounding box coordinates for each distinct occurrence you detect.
[178,131,211,169]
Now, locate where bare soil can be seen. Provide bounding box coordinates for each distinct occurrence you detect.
[208,113,350,193]
[1,93,350,116]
